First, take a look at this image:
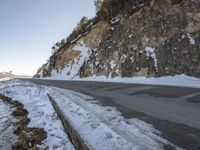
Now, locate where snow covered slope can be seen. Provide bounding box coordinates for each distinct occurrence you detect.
[0,79,75,150]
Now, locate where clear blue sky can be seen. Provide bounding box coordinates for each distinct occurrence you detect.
[0,0,95,76]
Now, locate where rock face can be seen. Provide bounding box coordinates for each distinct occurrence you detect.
[36,0,200,79]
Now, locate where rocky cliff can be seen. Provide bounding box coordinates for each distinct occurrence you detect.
[35,0,200,79]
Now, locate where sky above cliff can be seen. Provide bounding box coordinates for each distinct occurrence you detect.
[0,0,95,76]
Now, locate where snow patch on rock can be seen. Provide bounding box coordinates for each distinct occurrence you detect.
[51,40,91,79]
[145,47,158,70]
[187,34,195,45]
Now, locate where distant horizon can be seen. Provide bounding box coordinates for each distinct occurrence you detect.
[0,0,95,76]
[0,71,32,76]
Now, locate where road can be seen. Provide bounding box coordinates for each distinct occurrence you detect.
[21,78,200,150]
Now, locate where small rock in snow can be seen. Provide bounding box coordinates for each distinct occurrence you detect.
[106,133,113,139]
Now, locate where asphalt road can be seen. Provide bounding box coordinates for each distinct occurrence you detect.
[21,79,200,150]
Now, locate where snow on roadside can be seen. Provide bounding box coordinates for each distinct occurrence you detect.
[51,40,91,79]
[0,78,12,81]
[48,90,136,150]
[44,74,200,89]
[0,100,17,150]
[0,80,75,150]
[48,87,182,150]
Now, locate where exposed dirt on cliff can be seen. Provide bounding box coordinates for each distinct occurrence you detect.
[36,0,200,80]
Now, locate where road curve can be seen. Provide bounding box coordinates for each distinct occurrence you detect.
[20,78,200,150]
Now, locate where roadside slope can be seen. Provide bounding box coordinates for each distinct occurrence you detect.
[36,0,200,80]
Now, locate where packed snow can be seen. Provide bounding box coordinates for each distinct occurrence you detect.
[0,100,17,150]
[45,74,200,89]
[0,79,75,150]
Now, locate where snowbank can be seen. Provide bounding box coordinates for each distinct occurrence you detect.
[0,80,75,150]
[45,74,200,88]
[48,87,182,150]
[0,77,12,81]
[0,100,17,150]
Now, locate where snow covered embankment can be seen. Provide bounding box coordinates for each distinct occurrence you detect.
[48,87,182,150]
[46,74,200,89]
[0,79,75,150]
[0,99,17,150]
[74,74,200,88]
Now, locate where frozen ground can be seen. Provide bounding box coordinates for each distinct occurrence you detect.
[0,79,75,150]
[0,100,17,150]
[0,79,183,150]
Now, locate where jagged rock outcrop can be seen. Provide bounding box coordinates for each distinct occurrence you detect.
[35,0,200,79]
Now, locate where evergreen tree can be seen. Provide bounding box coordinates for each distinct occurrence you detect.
[95,0,142,21]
